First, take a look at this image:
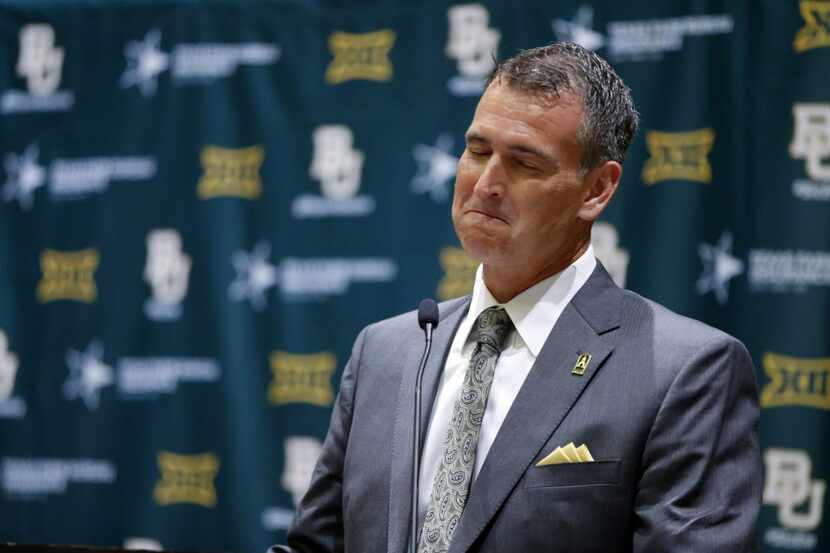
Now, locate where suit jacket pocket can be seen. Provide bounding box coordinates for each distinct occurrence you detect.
[522,459,622,489]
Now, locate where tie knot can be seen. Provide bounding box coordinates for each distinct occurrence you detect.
[469,307,513,353]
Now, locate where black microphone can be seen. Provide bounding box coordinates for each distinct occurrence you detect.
[410,299,439,553]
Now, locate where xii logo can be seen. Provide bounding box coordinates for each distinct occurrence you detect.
[794,1,830,52]
[761,352,830,410]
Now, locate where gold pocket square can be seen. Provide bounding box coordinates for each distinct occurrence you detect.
[535,442,594,466]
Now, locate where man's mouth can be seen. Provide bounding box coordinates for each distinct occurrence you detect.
[466,209,509,225]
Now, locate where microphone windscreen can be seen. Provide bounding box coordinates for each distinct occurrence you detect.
[418,298,440,330]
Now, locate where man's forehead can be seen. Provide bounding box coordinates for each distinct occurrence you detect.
[466,83,584,150]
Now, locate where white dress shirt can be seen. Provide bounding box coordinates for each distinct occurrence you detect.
[418,245,597,519]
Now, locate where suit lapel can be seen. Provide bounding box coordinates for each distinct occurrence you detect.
[448,265,623,553]
[387,297,470,553]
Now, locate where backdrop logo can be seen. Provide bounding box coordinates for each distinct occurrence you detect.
[761,353,830,410]
[3,144,157,206]
[37,249,100,303]
[0,331,19,401]
[117,358,220,398]
[229,241,278,310]
[268,351,336,407]
[437,246,477,300]
[124,538,162,551]
[764,448,826,550]
[292,125,374,218]
[1,24,74,114]
[3,144,46,210]
[446,4,500,96]
[198,145,264,199]
[790,103,830,200]
[749,249,830,292]
[411,133,458,202]
[0,331,24,420]
[63,341,113,410]
[282,436,323,505]
[1,457,116,498]
[154,451,219,507]
[231,252,396,302]
[642,129,715,185]
[325,30,395,84]
[696,231,744,305]
[121,29,281,97]
[552,7,733,62]
[144,229,191,321]
[794,1,830,52]
[592,222,629,288]
[262,436,323,531]
[552,6,605,51]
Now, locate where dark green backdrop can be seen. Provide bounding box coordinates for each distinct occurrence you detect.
[1,1,828,552]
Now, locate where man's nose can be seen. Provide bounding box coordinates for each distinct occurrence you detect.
[473,155,506,198]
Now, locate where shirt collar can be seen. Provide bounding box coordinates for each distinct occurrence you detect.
[465,245,597,357]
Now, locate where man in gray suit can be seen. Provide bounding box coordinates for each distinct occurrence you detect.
[272,42,761,553]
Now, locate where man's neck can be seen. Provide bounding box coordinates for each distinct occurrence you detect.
[482,239,590,303]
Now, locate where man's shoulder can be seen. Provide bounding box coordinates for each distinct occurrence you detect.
[363,296,471,337]
[618,287,748,359]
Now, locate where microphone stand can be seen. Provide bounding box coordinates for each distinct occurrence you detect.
[410,300,438,553]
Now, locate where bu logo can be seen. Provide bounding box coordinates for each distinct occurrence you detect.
[281,436,323,506]
[0,331,19,401]
[17,24,65,96]
[446,4,500,96]
[764,448,826,531]
[447,4,500,79]
[144,229,191,321]
[310,125,364,201]
[591,222,629,288]
[790,103,830,182]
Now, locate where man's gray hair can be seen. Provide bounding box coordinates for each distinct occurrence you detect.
[488,42,639,172]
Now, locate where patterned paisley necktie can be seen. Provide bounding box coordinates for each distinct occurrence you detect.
[418,306,514,553]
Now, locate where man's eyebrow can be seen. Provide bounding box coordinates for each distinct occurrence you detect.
[508,144,552,162]
[464,131,488,144]
[464,131,558,168]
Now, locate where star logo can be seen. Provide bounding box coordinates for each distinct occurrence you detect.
[551,6,605,51]
[411,134,458,202]
[696,231,744,305]
[120,29,170,97]
[228,241,278,310]
[3,144,46,210]
[63,341,113,410]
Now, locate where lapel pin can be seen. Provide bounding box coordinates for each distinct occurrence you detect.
[572,352,592,376]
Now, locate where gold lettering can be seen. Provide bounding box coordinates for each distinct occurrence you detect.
[37,249,99,303]
[197,145,264,200]
[437,247,477,300]
[761,352,830,410]
[794,1,830,52]
[641,129,715,186]
[268,351,336,407]
[153,451,219,507]
[325,30,396,84]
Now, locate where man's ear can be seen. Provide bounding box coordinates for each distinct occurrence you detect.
[578,160,621,222]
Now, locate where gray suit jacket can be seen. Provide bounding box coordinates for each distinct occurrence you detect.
[273,264,762,553]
